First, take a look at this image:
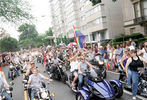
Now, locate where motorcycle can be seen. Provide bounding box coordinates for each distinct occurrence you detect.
[0,82,14,100]
[37,55,42,63]
[48,63,68,83]
[27,83,55,100]
[8,64,17,80]
[119,67,147,97]
[76,68,123,100]
[46,58,52,72]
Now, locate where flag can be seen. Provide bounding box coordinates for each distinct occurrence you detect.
[73,26,85,48]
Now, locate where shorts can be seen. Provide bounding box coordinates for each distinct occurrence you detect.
[72,69,78,75]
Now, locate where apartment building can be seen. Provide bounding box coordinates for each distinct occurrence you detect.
[122,0,147,35]
[50,0,124,43]
[49,0,66,38]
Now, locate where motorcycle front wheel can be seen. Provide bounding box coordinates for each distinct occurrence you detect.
[111,83,123,98]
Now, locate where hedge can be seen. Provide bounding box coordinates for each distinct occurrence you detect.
[113,33,144,42]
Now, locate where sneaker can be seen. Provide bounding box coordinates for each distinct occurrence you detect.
[72,88,77,92]
[132,96,136,100]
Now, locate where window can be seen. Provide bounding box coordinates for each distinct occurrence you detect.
[134,2,141,18]
[142,0,147,16]
[130,28,136,34]
[100,31,106,40]
[90,32,97,41]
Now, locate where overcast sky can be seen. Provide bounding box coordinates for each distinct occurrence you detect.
[0,0,51,40]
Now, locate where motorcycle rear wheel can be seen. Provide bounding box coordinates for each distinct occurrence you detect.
[76,94,84,100]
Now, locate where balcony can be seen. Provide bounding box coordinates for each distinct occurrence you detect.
[133,16,147,24]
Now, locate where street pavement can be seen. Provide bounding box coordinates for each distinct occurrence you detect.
[2,61,146,100]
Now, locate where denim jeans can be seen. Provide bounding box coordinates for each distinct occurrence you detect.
[50,66,55,74]
[127,67,132,86]
[131,71,139,96]
[14,68,19,76]
[78,74,84,89]
[31,89,36,100]
[2,90,13,100]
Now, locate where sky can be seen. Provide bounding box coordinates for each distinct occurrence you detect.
[0,0,51,40]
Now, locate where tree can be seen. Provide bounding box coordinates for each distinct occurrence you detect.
[18,23,38,49]
[62,36,70,45]
[90,0,117,6]
[0,37,19,52]
[18,23,38,41]
[45,28,53,36]
[0,0,32,23]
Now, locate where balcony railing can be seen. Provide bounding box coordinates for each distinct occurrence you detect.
[133,16,147,24]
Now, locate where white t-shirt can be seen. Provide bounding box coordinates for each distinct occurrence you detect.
[70,60,79,72]
[29,73,44,88]
[142,48,147,60]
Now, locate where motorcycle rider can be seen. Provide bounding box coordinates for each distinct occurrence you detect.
[25,61,36,78]
[69,52,79,91]
[49,54,64,78]
[78,56,97,90]
[0,71,12,100]
[27,68,52,100]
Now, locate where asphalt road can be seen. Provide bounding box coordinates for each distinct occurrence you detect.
[2,61,146,100]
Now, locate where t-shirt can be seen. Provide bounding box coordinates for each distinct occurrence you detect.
[52,58,59,65]
[86,52,95,61]
[29,73,44,88]
[115,48,123,62]
[70,60,79,72]
[79,61,87,73]
[142,48,147,60]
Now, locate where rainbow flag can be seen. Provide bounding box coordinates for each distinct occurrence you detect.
[73,26,85,48]
[107,63,114,70]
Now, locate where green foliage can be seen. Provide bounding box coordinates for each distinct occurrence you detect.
[18,23,38,41]
[18,23,38,49]
[109,33,146,46]
[56,38,62,45]
[45,28,53,36]
[62,36,70,45]
[0,0,32,23]
[56,36,70,45]
[0,37,19,52]
[113,33,143,42]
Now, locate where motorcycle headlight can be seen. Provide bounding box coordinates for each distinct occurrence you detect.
[99,61,104,65]
[41,92,48,99]
[10,65,13,68]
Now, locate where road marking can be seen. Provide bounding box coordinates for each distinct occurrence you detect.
[23,74,28,100]
[123,90,146,100]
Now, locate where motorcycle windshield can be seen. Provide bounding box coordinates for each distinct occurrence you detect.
[88,68,115,98]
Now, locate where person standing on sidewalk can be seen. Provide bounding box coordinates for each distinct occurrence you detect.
[125,48,147,100]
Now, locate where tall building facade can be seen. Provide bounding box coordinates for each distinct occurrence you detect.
[50,0,124,43]
[122,0,147,36]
